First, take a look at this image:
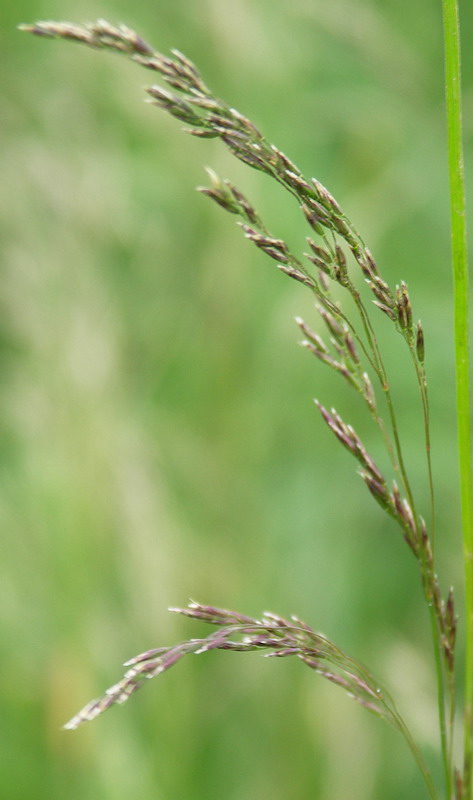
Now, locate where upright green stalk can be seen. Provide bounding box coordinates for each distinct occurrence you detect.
[441,0,473,795]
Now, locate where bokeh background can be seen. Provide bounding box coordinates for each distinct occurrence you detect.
[2,1,473,798]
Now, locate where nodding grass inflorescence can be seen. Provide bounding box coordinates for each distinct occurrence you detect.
[19,17,469,800]
[63,601,394,730]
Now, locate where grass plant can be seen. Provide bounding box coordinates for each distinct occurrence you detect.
[19,10,470,799]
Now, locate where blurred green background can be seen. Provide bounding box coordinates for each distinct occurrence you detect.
[2,1,472,798]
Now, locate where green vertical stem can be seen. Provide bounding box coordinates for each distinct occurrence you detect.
[428,581,452,799]
[441,0,473,796]
[392,706,440,800]
[413,358,436,548]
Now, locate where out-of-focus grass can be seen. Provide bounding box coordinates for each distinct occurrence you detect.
[1,1,471,798]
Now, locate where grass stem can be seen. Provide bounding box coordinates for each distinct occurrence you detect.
[441,0,472,796]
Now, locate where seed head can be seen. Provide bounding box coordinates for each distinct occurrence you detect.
[416,321,425,363]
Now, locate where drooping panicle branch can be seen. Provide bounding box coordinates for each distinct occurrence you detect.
[61,602,438,798]
[18,21,425,339]
[63,602,404,729]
